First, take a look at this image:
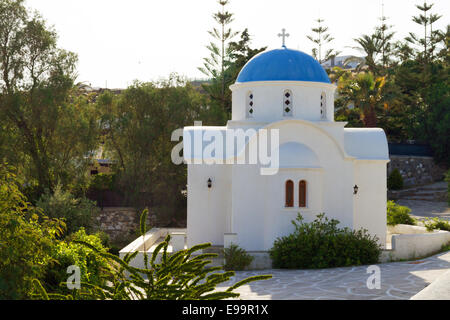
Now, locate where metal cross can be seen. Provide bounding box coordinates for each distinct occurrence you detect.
[278,28,290,47]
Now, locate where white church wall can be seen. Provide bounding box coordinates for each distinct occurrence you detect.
[231,81,336,122]
[230,164,268,251]
[228,120,357,251]
[353,160,388,248]
[262,168,325,251]
[186,164,231,248]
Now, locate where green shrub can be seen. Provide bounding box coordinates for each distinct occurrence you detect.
[387,201,415,226]
[269,213,381,269]
[223,244,254,271]
[32,210,272,300]
[424,218,450,232]
[387,168,404,190]
[36,185,100,235]
[42,228,111,296]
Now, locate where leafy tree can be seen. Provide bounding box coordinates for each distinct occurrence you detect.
[307,18,340,63]
[97,77,208,223]
[0,0,100,196]
[0,163,65,299]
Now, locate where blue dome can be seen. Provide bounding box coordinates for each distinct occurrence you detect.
[236,47,331,84]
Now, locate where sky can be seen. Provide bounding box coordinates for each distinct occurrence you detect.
[29,0,449,89]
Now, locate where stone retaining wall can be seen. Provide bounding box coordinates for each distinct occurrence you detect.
[96,207,156,245]
[388,155,446,187]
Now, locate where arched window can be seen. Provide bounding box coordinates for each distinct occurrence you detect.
[246,92,254,118]
[283,90,293,117]
[285,180,294,207]
[299,180,307,207]
[320,92,326,120]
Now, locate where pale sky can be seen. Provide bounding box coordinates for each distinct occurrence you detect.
[29,0,449,88]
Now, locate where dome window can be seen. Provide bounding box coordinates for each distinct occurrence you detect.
[320,92,327,120]
[283,90,293,117]
[247,92,254,118]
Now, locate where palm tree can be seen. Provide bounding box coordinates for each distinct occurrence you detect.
[337,71,386,127]
[344,34,382,75]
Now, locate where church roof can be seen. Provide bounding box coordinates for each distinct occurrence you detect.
[236,47,331,84]
[344,128,389,160]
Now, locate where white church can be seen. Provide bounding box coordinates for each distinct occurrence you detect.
[183,33,389,252]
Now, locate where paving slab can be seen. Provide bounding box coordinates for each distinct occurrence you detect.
[217,251,450,300]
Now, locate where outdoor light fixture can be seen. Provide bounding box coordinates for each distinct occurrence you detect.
[207,178,212,189]
[353,185,359,195]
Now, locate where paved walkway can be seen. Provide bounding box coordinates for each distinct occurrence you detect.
[218,251,450,300]
[396,199,450,221]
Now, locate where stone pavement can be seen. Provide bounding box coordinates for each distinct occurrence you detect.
[396,199,450,221]
[218,251,450,300]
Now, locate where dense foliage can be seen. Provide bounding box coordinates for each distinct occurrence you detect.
[32,210,272,300]
[97,78,213,222]
[269,214,381,269]
[223,244,254,271]
[36,185,100,235]
[0,164,64,299]
[386,201,415,226]
[332,2,449,166]
[42,228,111,296]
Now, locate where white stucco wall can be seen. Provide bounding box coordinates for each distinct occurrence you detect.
[353,160,388,248]
[230,81,336,122]
[186,164,231,247]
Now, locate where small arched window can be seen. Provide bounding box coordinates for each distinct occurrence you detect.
[246,92,254,118]
[320,92,327,120]
[283,90,293,117]
[299,180,307,207]
[285,180,294,207]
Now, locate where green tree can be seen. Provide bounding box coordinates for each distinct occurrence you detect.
[0,0,100,196]
[198,0,238,114]
[374,14,396,70]
[344,34,382,75]
[307,18,341,63]
[98,77,208,222]
[336,70,386,127]
[406,1,442,64]
[0,163,64,299]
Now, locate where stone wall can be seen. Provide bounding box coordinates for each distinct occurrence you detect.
[96,207,156,245]
[388,155,446,187]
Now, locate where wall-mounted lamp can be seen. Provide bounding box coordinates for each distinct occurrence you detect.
[353,185,359,195]
[207,178,212,189]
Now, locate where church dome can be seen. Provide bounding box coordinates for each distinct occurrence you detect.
[236,47,330,84]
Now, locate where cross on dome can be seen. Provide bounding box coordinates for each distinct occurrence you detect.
[278,28,290,48]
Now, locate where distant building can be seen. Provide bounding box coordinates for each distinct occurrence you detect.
[321,55,362,70]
